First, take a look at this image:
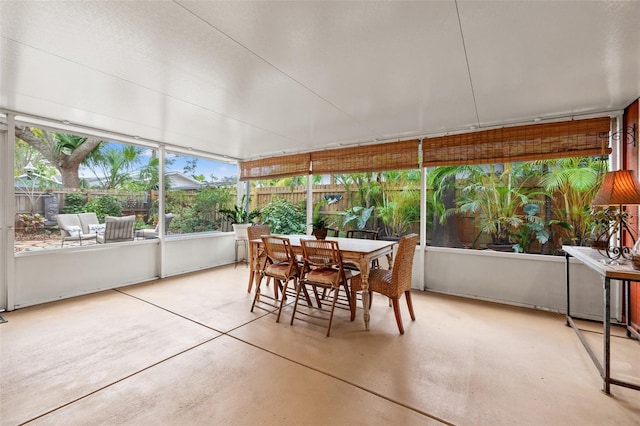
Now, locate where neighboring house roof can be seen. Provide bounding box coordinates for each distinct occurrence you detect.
[79,170,207,190]
[165,171,206,190]
[14,173,62,189]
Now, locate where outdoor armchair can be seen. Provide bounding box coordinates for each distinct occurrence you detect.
[97,215,135,244]
[135,213,174,240]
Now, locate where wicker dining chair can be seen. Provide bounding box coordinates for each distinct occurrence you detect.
[292,239,359,337]
[246,225,271,293]
[251,236,301,322]
[349,233,418,334]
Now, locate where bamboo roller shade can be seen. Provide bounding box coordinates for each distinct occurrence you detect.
[310,139,420,174]
[422,117,611,167]
[240,117,611,179]
[240,153,310,180]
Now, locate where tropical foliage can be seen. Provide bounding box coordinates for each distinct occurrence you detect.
[260,198,306,234]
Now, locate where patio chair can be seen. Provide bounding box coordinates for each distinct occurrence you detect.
[135,213,174,240]
[57,212,100,247]
[246,225,271,293]
[349,233,418,335]
[292,239,358,337]
[251,236,304,323]
[97,215,135,244]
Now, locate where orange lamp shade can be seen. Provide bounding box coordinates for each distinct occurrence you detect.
[591,170,640,206]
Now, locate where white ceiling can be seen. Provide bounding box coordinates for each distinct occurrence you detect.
[1,1,639,162]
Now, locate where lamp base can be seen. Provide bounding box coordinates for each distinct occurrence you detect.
[598,244,632,261]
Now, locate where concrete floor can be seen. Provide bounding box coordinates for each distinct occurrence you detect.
[1,264,639,425]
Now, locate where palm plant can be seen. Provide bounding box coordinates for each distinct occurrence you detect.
[451,163,544,247]
[536,157,607,246]
[84,145,142,189]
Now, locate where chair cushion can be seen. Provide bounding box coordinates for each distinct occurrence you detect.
[306,267,340,286]
[78,212,100,234]
[65,225,82,238]
[88,223,106,234]
[265,262,295,280]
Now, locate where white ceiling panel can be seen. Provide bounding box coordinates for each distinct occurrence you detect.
[186,1,479,138]
[1,1,639,162]
[459,1,640,125]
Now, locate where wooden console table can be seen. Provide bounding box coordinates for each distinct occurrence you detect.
[563,245,640,394]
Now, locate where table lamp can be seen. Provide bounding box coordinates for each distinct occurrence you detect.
[591,170,640,260]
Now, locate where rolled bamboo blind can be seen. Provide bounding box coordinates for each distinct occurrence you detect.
[240,153,310,181]
[422,117,611,167]
[240,117,612,179]
[310,139,420,174]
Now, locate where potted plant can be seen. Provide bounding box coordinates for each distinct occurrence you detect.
[219,195,260,239]
[311,201,329,240]
[587,207,616,250]
[312,216,329,240]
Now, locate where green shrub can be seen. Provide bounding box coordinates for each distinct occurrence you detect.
[260,198,306,234]
[84,195,122,222]
[61,193,86,214]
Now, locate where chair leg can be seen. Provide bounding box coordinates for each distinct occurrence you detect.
[250,279,262,312]
[290,280,304,325]
[391,298,404,335]
[247,271,256,293]
[276,279,292,323]
[326,286,340,337]
[405,290,416,321]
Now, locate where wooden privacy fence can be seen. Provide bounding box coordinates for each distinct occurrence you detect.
[253,184,351,212]
[14,190,150,228]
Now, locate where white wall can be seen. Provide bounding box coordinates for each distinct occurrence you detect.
[424,247,611,321]
[12,235,612,321]
[13,233,236,309]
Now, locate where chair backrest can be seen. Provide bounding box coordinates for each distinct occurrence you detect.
[77,212,100,234]
[102,215,135,242]
[56,214,82,237]
[155,213,174,234]
[247,225,271,241]
[262,236,296,264]
[325,227,340,237]
[300,239,342,268]
[390,233,419,295]
[300,239,345,287]
[346,229,378,240]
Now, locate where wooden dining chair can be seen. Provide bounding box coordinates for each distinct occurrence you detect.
[346,229,379,240]
[346,228,380,268]
[246,225,271,293]
[325,227,340,237]
[251,236,303,322]
[292,239,358,336]
[349,233,418,334]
